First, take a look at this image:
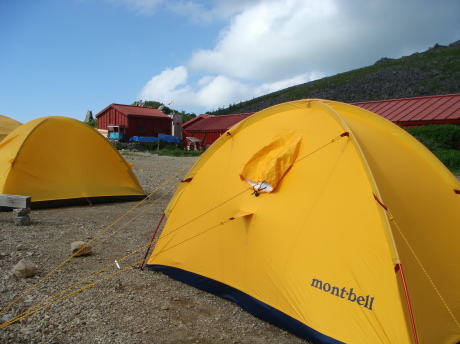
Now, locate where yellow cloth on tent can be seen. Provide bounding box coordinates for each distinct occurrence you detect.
[239,130,302,193]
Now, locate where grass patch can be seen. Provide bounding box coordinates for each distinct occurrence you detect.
[158,149,202,157]
[405,125,460,176]
[406,125,460,151]
[433,149,460,176]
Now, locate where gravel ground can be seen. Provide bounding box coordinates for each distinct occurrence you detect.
[0,153,311,344]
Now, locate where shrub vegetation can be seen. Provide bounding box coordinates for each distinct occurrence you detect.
[406,124,460,175]
[115,141,202,157]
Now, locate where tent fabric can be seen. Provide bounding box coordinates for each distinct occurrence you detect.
[0,116,145,207]
[239,130,303,193]
[0,115,22,142]
[147,99,460,343]
[152,265,345,344]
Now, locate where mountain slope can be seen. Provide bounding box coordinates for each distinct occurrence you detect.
[208,41,460,115]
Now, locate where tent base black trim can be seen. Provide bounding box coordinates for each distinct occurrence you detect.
[147,264,344,344]
[28,195,146,209]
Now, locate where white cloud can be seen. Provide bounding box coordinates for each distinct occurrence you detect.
[188,0,460,79]
[188,0,339,80]
[137,66,189,104]
[137,0,460,114]
[138,68,253,111]
[137,66,324,113]
[194,75,252,108]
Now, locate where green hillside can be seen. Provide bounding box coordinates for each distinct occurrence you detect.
[207,41,460,116]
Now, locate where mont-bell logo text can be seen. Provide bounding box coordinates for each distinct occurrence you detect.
[311,278,375,310]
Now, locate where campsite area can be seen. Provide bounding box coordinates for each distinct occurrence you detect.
[1,154,309,344]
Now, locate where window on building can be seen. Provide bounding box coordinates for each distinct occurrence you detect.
[137,125,146,133]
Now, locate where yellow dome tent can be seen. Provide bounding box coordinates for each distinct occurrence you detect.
[147,99,460,344]
[0,115,22,142]
[0,116,145,208]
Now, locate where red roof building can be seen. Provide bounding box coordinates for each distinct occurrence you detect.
[181,114,211,131]
[96,103,172,141]
[182,94,460,149]
[182,113,254,149]
[352,94,460,127]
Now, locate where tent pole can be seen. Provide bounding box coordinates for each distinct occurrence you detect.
[138,213,165,270]
[395,263,419,344]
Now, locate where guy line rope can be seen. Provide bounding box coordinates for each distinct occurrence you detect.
[387,207,460,330]
[0,157,197,325]
[0,132,357,329]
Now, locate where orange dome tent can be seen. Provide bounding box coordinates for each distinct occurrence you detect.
[0,116,145,208]
[0,115,21,142]
[147,99,460,344]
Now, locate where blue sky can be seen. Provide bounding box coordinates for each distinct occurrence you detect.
[1,0,459,124]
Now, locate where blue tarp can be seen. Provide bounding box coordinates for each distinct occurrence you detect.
[158,134,181,143]
[129,136,158,142]
[128,135,180,143]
